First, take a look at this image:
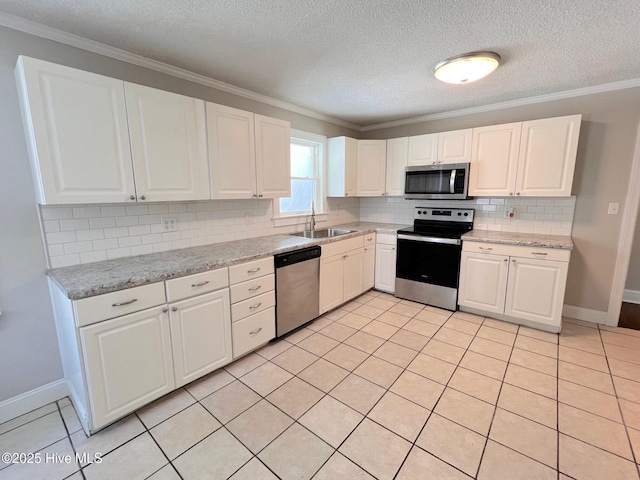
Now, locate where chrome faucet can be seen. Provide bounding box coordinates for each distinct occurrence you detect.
[309,202,316,232]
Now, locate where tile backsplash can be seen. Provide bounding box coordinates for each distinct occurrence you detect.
[40,197,359,268]
[40,195,574,268]
[360,196,575,235]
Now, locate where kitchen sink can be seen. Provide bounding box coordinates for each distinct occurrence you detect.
[290,228,356,239]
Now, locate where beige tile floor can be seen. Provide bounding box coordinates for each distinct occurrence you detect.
[2,290,640,479]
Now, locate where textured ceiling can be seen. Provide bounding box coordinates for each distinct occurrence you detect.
[2,0,640,126]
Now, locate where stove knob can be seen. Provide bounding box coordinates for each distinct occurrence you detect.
[457,212,462,216]
[464,212,469,216]
[418,210,423,214]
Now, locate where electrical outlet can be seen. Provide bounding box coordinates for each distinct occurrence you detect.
[160,216,178,231]
[503,207,516,219]
[608,203,619,215]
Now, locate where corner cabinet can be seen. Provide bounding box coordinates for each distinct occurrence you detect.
[16,57,210,204]
[458,242,570,332]
[469,115,581,197]
[327,136,358,197]
[207,103,291,199]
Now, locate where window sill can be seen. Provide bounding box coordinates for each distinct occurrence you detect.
[272,213,328,228]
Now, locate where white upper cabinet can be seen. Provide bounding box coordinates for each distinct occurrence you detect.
[356,140,386,196]
[328,136,358,197]
[386,137,408,196]
[469,115,581,197]
[516,115,581,197]
[124,83,209,202]
[469,123,522,197]
[437,129,473,164]
[207,104,290,199]
[207,104,257,198]
[16,56,136,204]
[254,114,291,198]
[407,133,438,166]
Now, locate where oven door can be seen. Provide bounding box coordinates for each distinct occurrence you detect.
[396,235,462,289]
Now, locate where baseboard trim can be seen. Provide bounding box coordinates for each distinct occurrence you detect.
[0,379,68,424]
[562,304,608,324]
[623,289,640,304]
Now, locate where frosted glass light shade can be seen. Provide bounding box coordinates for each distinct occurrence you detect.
[434,52,501,84]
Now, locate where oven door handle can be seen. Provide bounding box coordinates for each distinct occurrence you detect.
[449,169,456,193]
[398,234,461,246]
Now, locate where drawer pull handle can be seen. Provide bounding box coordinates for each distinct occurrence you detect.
[192,281,210,287]
[248,285,262,292]
[250,302,262,310]
[478,247,493,251]
[249,327,263,335]
[112,299,138,307]
[247,268,261,273]
[531,252,548,256]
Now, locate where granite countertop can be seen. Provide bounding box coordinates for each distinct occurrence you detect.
[48,222,409,300]
[461,230,573,250]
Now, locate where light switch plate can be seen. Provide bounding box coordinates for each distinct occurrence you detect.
[608,203,620,215]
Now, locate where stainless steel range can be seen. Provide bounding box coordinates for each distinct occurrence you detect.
[395,207,474,311]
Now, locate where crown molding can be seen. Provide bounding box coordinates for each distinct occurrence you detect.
[0,11,362,131]
[361,78,640,131]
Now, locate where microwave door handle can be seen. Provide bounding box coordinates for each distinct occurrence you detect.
[449,169,456,193]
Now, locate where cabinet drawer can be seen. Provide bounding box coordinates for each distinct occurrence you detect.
[322,236,364,258]
[230,274,275,303]
[232,290,276,322]
[165,268,229,302]
[232,307,275,359]
[363,233,376,245]
[74,283,166,327]
[377,233,397,246]
[462,241,570,262]
[229,257,274,285]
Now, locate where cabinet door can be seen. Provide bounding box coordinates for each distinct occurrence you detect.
[320,255,344,313]
[255,114,291,198]
[437,129,472,164]
[504,257,568,327]
[357,140,386,196]
[363,245,376,291]
[15,56,136,204]
[374,243,397,293]
[169,289,232,388]
[386,137,408,196]
[469,123,522,197]
[515,115,581,197]
[80,306,174,430]
[407,133,438,166]
[125,83,209,202]
[458,252,508,314]
[327,137,357,197]
[343,248,364,301]
[207,103,256,199]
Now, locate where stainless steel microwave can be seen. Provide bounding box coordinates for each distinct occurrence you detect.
[404,163,471,200]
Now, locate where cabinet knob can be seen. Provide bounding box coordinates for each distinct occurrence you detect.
[391,247,396,250]
[516,192,520,196]
[162,308,168,313]
[512,259,516,263]
[345,193,349,196]
[432,161,437,165]
[509,192,513,196]
[259,194,263,198]
[252,194,257,197]
[140,195,146,200]
[503,259,507,262]
[129,195,136,200]
[172,306,178,312]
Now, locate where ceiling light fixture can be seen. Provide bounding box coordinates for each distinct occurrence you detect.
[434,51,501,84]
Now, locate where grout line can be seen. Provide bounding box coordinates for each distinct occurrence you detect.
[134,412,185,480]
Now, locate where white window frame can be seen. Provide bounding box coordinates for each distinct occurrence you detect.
[273,129,328,227]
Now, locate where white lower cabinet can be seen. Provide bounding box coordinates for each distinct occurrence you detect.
[320,236,367,313]
[169,289,232,388]
[80,306,175,430]
[363,244,375,290]
[375,234,397,293]
[458,242,570,331]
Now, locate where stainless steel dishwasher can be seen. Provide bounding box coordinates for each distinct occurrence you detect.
[274,246,321,337]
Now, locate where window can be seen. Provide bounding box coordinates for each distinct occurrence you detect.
[274,130,325,222]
